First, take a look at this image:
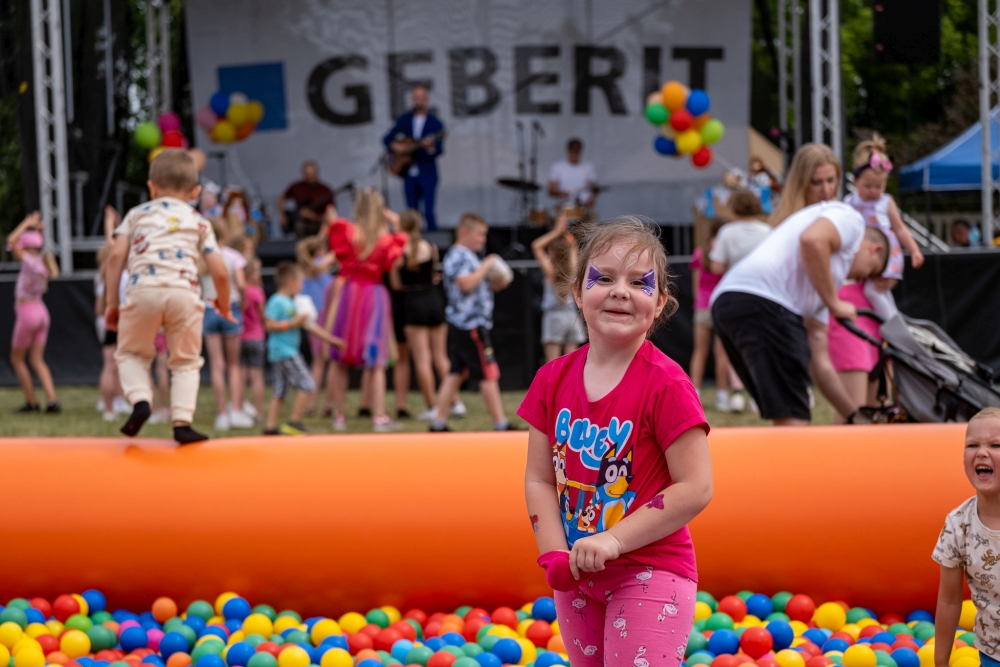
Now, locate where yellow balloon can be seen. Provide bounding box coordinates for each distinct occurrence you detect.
[676,129,703,154]
[660,81,688,111]
[775,649,806,667]
[277,645,310,667]
[0,623,23,649]
[246,101,265,124]
[148,146,167,163]
[13,648,44,667]
[213,120,236,144]
[310,619,341,645]
[959,600,977,631]
[60,629,91,659]
[814,602,847,631]
[226,103,249,126]
[243,613,273,638]
[842,645,877,667]
[337,613,366,635]
[516,639,536,665]
[950,647,979,667]
[320,648,352,667]
[694,601,712,622]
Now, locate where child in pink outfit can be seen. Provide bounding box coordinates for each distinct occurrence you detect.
[521,218,713,667]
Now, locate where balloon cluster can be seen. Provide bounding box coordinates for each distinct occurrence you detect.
[134,112,189,163]
[645,81,725,168]
[195,91,265,144]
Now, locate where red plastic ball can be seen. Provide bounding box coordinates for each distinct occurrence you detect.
[403,610,428,626]
[692,146,713,168]
[740,627,773,659]
[830,633,855,645]
[870,643,892,653]
[892,640,919,651]
[798,642,822,658]
[427,652,457,667]
[859,626,881,640]
[717,596,747,623]
[784,595,815,623]
[806,657,834,667]
[462,618,488,643]
[669,109,694,132]
[358,625,382,640]
[390,621,417,642]
[525,621,553,648]
[757,659,780,667]
[463,608,487,622]
[880,615,904,626]
[347,633,374,655]
[31,598,53,618]
[256,643,280,657]
[37,634,59,655]
[53,594,80,622]
[95,652,120,662]
[490,607,519,630]
[427,613,447,626]
[423,622,442,638]
[374,629,402,652]
[733,657,755,666]
[712,655,741,667]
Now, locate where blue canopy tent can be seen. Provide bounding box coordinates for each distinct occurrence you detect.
[899,114,1000,192]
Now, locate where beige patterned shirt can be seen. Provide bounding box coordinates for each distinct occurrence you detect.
[933,496,1000,655]
[114,196,217,294]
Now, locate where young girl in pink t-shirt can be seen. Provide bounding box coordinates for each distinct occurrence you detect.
[519,217,713,667]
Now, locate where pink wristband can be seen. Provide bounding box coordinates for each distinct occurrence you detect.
[537,550,578,592]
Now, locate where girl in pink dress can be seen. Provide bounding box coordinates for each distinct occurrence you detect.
[688,226,730,412]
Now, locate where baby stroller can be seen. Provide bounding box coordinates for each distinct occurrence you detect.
[837,310,1000,423]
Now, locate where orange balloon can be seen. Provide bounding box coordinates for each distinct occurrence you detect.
[151,598,177,623]
[235,121,256,141]
[692,113,711,130]
[547,635,565,653]
[660,81,688,111]
[166,653,191,667]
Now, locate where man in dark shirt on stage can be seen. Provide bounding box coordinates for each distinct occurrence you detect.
[279,161,334,238]
[383,86,445,231]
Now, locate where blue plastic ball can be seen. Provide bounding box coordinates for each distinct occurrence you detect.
[141,619,162,631]
[142,657,166,667]
[120,626,149,652]
[491,638,522,665]
[685,90,710,116]
[159,632,190,659]
[654,136,678,156]
[113,610,139,623]
[534,653,564,667]
[872,633,897,645]
[766,621,794,651]
[707,629,739,656]
[227,643,256,667]
[531,598,556,623]
[891,648,920,667]
[745,594,773,620]
[202,627,228,642]
[196,656,226,667]
[475,653,502,667]
[906,610,934,624]
[210,91,230,118]
[82,590,107,614]
[296,644,317,663]
[77,659,96,667]
[803,629,828,646]
[223,597,251,622]
[823,639,851,654]
[320,636,349,651]
[225,619,243,634]
[857,638,873,645]
[392,640,415,663]
[24,608,44,625]
[184,616,207,634]
[424,637,446,652]
[441,633,465,647]
[357,660,382,667]
[304,618,321,632]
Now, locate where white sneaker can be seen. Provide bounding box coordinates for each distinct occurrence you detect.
[450,400,467,418]
[417,407,438,421]
[148,408,170,424]
[714,390,730,413]
[112,397,131,415]
[373,418,402,433]
[749,398,759,414]
[228,410,255,428]
[102,411,117,422]
[728,391,747,413]
[242,401,259,418]
[332,415,346,431]
[807,386,816,409]
[214,413,231,431]
[96,398,106,413]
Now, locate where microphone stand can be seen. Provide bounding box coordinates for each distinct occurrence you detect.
[506,121,527,257]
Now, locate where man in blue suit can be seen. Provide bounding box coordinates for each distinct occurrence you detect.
[383,86,445,231]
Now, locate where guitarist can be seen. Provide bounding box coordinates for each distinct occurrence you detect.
[383,86,445,231]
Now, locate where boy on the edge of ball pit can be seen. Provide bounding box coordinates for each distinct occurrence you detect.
[520,217,714,667]
[933,407,1000,665]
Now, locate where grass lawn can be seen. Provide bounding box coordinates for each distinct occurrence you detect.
[0,385,836,438]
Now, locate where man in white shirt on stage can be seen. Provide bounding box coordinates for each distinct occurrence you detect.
[547,138,598,208]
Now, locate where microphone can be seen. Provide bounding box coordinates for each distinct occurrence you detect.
[533,121,545,138]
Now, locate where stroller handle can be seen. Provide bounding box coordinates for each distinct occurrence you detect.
[856,308,884,324]
[836,316,882,348]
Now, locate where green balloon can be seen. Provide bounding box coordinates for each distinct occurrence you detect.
[276,610,302,622]
[186,600,214,622]
[6,599,30,611]
[454,659,480,667]
[365,609,390,629]
[135,122,162,150]
[91,611,113,625]
[913,622,935,640]
[454,606,472,619]
[248,652,278,667]
[685,631,708,657]
[0,607,27,629]
[887,623,914,636]
[66,614,93,632]
[87,625,118,652]
[700,118,725,144]
[462,644,484,658]
[770,592,793,613]
[846,608,871,624]
[705,612,734,631]
[765,612,790,622]
[252,605,277,621]
[478,635,500,652]
[695,591,717,612]
[175,625,197,649]
[284,630,310,645]
[687,654,713,666]
[645,103,669,126]
[874,651,897,667]
[406,646,434,667]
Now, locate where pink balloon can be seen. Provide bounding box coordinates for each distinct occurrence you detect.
[195,105,218,132]
[158,111,181,133]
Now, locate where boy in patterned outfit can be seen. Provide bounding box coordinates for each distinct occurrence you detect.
[933,407,1000,665]
[105,149,233,444]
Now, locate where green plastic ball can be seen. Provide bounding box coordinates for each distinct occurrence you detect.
[366,609,390,629]
[515,611,529,622]
[191,639,225,663]
[65,614,93,632]
[187,600,214,622]
[454,606,472,619]
[406,646,434,667]
[135,122,162,149]
[269,634,285,645]
[86,625,117,652]
[454,659,480,667]
[377,651,394,664]
[960,632,977,646]
[0,607,27,629]
[252,605,277,621]
[478,635,500,652]
[913,622,935,640]
[248,652,278,667]
[705,612,734,631]
[284,630,309,645]
[846,608,871,624]
[874,651,897,667]
[693,619,707,632]
[887,623,913,636]
[175,625,197,649]
[770,592,793,613]
[442,647,465,659]
[687,654,713,666]
[244,634,266,648]
[462,644,483,658]
[5,600,30,611]
[765,612,790,622]
[476,625,495,642]
[829,655,843,665]
[110,661,131,667]
[405,619,424,640]
[736,591,754,601]
[695,591,717,612]
[645,103,669,126]
[91,611,113,625]
[384,660,401,667]
[277,610,302,622]
[685,631,708,657]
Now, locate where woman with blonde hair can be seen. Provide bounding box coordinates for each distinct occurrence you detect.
[769,143,840,226]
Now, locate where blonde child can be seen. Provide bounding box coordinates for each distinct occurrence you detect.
[531,212,586,364]
[933,408,1000,663]
[296,234,336,417]
[105,149,232,444]
[240,258,267,422]
[520,217,713,667]
[6,211,60,413]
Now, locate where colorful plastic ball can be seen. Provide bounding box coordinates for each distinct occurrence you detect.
[686,89,711,116]
[424,638,446,652]
[276,646,310,667]
[654,136,678,156]
[906,611,933,624]
[529,599,555,624]
[692,146,713,168]
[708,629,740,655]
[958,600,976,631]
[461,644,483,659]
[745,595,774,621]
[740,627,773,659]
[406,646,434,666]
[770,593,793,614]
[196,655,225,667]
[0,625,23,651]
[210,91,230,117]
[28,600,51,620]
[365,610,390,630]
[121,626,148,652]
[427,652,458,667]
[803,630,828,646]
[842,645,877,667]
[356,659,382,667]
[807,658,834,667]
[814,604,847,632]
[226,643,256,667]
[775,650,806,667]
[706,613,735,631]
[766,621,794,651]
[79,591,106,615]
[151,599,177,624]
[244,615,274,640]
[34,634,57,655]
[490,638,521,665]
[661,81,688,111]
[676,129,703,154]
[347,634,373,656]
[248,653,277,667]
[524,622,551,649]
[824,639,851,654]
[14,648,44,667]
[0,644,9,667]
[700,118,725,144]
[336,613,365,635]
[160,632,191,658]
[168,655,193,667]
[491,608,518,630]
[222,599,251,623]
[784,596,815,624]
[374,629,402,653]
[687,652,713,667]
[60,631,90,659]
[697,592,719,612]
[669,109,694,133]
[474,651,501,667]
[454,658,482,667]
[188,602,215,623]
[0,608,27,631]
[319,648,351,667]
[389,640,414,664]
[645,103,669,126]
[135,122,162,150]
[86,626,117,652]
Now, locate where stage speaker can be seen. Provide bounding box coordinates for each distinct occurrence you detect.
[872,0,941,65]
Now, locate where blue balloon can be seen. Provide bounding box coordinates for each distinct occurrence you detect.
[391,640,415,663]
[531,598,556,623]
[226,643,256,667]
[685,89,710,116]
[159,632,190,659]
[441,632,465,647]
[654,136,678,156]
[223,597,251,622]
[120,626,149,652]
[802,629,828,646]
[24,608,44,625]
[766,621,794,651]
[424,637,445,652]
[872,633,897,645]
[492,638,522,665]
[906,610,934,624]
[82,590,107,614]
[475,655,502,667]
[707,629,739,656]
[210,91,230,118]
[535,653,564,667]
[745,594,773,620]
[195,655,226,667]
[822,639,851,654]
[892,648,920,667]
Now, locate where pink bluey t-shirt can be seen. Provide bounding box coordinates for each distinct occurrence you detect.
[691,248,722,311]
[517,340,709,581]
[242,284,265,342]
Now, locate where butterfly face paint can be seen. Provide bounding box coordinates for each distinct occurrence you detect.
[586,264,604,290]
[640,269,656,297]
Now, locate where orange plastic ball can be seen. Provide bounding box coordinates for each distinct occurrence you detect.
[166,653,191,667]
[152,598,178,623]
[546,635,565,653]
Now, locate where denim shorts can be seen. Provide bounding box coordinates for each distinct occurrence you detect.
[203,302,243,337]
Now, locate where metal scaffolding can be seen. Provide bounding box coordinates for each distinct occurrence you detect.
[146,0,171,117]
[777,0,803,157]
[980,0,999,245]
[809,0,842,168]
[30,0,73,272]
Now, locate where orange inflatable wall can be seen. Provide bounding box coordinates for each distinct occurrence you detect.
[0,424,969,615]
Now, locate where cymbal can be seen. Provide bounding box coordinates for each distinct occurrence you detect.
[497,177,540,192]
[592,185,611,193]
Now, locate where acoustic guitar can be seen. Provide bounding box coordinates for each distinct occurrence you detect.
[385,130,447,176]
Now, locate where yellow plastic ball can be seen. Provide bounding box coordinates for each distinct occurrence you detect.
[11,638,40,656]
[953,657,979,667]
[694,601,712,622]
[516,639,536,665]
[856,618,881,630]
[380,607,401,625]
[814,602,847,631]
[310,619,342,646]
[842,644,878,667]
[273,616,300,634]
[320,648,353,667]
[676,129,703,154]
[243,613,274,638]
[743,615,763,628]
[71,595,89,617]
[215,593,239,616]
[660,81,689,112]
[841,624,861,641]
[13,648,44,667]
[23,625,49,640]
[208,616,225,627]
[0,623,24,649]
[277,645,311,667]
[950,647,979,667]
[550,620,560,636]
[196,636,224,648]
[790,621,809,637]
[959,600,977,631]
[337,613,366,635]
[775,649,807,667]
[227,631,245,645]
[917,644,935,667]
[60,629,91,659]
[0,645,9,667]
[45,621,63,636]
[516,619,534,637]
[791,638,808,648]
[488,626,518,640]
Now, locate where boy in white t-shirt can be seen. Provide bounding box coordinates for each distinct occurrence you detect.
[708,189,772,272]
[933,408,1000,662]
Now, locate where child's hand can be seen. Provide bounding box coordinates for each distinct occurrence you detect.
[292,313,309,327]
[911,247,925,269]
[871,277,897,293]
[211,299,238,323]
[104,305,119,332]
[568,532,623,579]
[328,335,346,350]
